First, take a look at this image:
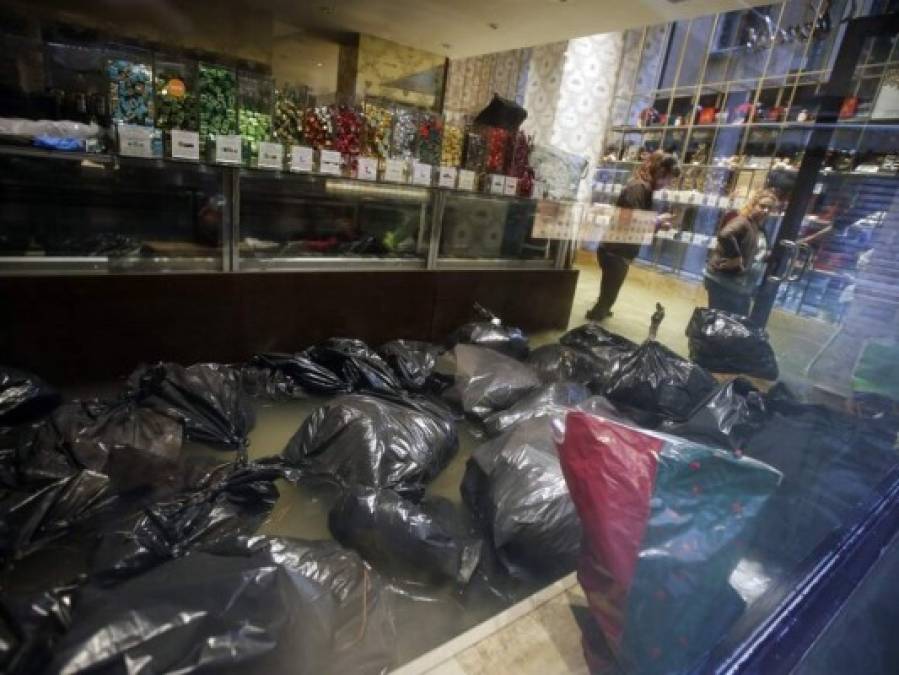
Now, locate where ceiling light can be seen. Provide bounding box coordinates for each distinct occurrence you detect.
[316,62,323,67]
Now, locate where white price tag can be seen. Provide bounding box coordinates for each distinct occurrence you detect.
[503,177,518,196]
[170,130,199,160]
[458,169,476,191]
[532,181,544,198]
[703,194,717,207]
[257,141,284,170]
[599,182,610,194]
[813,182,824,194]
[290,145,314,172]
[659,189,671,202]
[688,191,701,205]
[438,165,457,188]
[489,174,505,195]
[611,183,623,195]
[215,134,242,164]
[717,195,730,209]
[357,157,378,181]
[319,149,342,175]
[384,158,407,183]
[412,162,432,186]
[118,124,153,158]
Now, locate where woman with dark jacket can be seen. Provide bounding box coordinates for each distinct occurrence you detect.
[586,151,680,322]
[704,189,778,316]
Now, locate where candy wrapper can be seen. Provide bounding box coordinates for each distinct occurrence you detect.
[199,64,237,141]
[108,58,153,126]
[155,64,198,131]
[415,113,443,165]
[302,106,334,150]
[363,102,393,160]
[332,104,364,156]
[273,88,304,145]
[391,107,417,159]
[441,124,463,166]
[485,126,510,174]
[463,129,487,172]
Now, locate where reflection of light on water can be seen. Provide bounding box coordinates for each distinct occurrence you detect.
[729,557,774,604]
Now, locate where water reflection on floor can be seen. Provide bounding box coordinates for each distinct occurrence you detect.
[245,396,544,667]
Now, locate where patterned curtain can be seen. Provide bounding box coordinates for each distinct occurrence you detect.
[443,48,532,122]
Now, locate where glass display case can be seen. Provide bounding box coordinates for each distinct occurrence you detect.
[237,70,274,164]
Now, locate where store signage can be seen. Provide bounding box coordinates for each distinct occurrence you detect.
[118,124,153,158]
[489,174,505,195]
[319,149,342,175]
[531,200,581,240]
[170,130,200,161]
[290,145,314,172]
[438,166,457,188]
[458,169,476,191]
[384,158,407,183]
[357,156,378,181]
[503,177,518,196]
[257,142,284,170]
[412,162,432,186]
[215,135,242,164]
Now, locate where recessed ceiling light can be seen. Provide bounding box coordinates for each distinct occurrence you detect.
[316,62,323,67]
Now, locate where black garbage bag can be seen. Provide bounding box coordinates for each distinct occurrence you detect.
[378,340,445,392]
[473,93,527,131]
[462,415,581,578]
[446,304,530,360]
[92,458,297,582]
[329,486,482,585]
[436,344,540,421]
[686,308,779,380]
[240,362,308,400]
[664,378,768,451]
[283,394,458,500]
[0,367,61,426]
[559,323,637,389]
[15,399,183,486]
[303,338,404,395]
[46,537,396,675]
[525,344,605,388]
[0,582,76,675]
[128,362,254,449]
[482,381,590,437]
[251,352,350,396]
[605,340,717,423]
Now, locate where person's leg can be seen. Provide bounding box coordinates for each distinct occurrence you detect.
[590,250,629,319]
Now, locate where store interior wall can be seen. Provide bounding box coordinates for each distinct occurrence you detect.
[443,47,533,121]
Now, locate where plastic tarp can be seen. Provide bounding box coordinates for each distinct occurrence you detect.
[436,344,540,421]
[128,362,254,449]
[329,485,482,585]
[482,382,590,437]
[462,415,581,578]
[0,367,61,427]
[378,340,445,392]
[559,324,637,389]
[446,304,530,360]
[44,536,396,675]
[525,344,605,388]
[604,340,717,424]
[559,412,781,674]
[663,378,768,451]
[686,308,779,380]
[283,394,458,499]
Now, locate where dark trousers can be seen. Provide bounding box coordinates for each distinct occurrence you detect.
[705,276,752,317]
[595,248,631,314]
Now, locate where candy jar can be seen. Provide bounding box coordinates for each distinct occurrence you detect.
[414,112,443,166]
[484,126,510,174]
[238,71,274,165]
[273,84,307,145]
[462,127,487,172]
[441,123,463,166]
[302,106,334,150]
[362,101,393,160]
[390,106,417,159]
[107,52,154,127]
[331,104,364,174]
[198,63,237,151]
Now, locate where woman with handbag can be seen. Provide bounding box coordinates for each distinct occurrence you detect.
[586,151,680,322]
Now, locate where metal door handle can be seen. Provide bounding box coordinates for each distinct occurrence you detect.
[767,240,798,283]
[787,242,813,282]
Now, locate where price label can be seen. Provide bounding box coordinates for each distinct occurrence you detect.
[703,194,717,207]
[412,162,432,186]
[257,141,284,170]
[170,130,199,160]
[813,182,824,194]
[438,165,457,188]
[290,145,314,172]
[319,149,342,175]
[717,195,730,209]
[357,156,378,181]
[598,182,610,193]
[503,176,518,196]
[659,189,671,202]
[532,181,544,198]
[118,124,153,158]
[384,158,407,183]
[611,183,623,195]
[687,191,701,205]
[489,174,505,195]
[458,169,476,191]
[215,134,242,164]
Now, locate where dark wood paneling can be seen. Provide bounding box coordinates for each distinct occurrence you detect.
[0,268,578,384]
